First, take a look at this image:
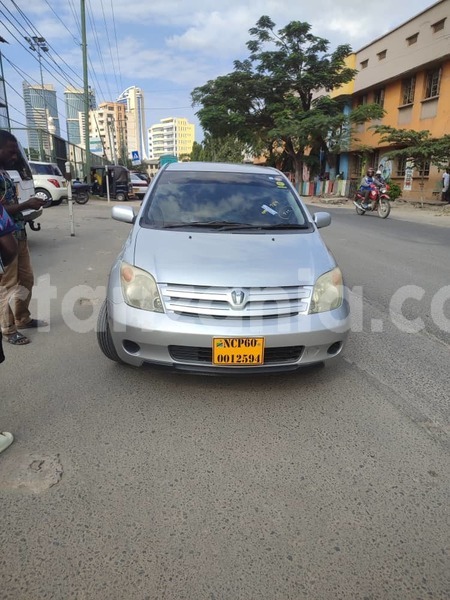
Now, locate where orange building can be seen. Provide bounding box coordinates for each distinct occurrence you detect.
[340,0,450,200]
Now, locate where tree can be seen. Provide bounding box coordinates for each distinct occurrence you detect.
[192,16,383,183]
[372,125,450,205]
[189,134,249,163]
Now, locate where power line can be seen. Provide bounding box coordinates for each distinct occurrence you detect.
[3,54,89,130]
[85,0,112,99]
[8,0,84,88]
[109,0,123,95]
[42,0,81,45]
[0,6,83,90]
[98,0,120,97]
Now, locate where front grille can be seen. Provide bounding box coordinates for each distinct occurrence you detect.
[160,284,311,319]
[169,345,304,365]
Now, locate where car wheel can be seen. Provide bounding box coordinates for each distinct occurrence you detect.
[96,300,123,363]
[115,192,127,202]
[34,188,53,207]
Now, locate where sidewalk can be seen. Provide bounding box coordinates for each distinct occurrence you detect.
[306,195,450,228]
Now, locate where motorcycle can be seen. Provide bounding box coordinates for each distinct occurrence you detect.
[353,183,391,218]
[71,179,90,204]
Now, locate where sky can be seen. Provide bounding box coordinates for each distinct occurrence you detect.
[0,0,436,148]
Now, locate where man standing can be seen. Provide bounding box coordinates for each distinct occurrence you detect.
[0,200,17,453]
[442,168,449,203]
[0,130,47,345]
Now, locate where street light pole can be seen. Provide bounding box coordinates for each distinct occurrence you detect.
[0,36,11,131]
[80,0,91,184]
[25,36,49,157]
[25,36,49,121]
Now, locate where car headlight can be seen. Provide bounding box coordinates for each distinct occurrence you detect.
[309,267,343,314]
[120,262,164,312]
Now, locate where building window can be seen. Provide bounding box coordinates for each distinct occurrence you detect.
[396,157,407,177]
[431,19,446,33]
[377,50,387,60]
[417,161,430,177]
[424,67,441,98]
[374,88,385,108]
[356,94,368,106]
[406,33,418,45]
[360,59,368,69]
[352,155,363,177]
[401,76,416,105]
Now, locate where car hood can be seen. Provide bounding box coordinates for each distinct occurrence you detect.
[131,228,334,287]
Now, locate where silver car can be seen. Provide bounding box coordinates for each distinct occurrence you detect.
[97,162,350,373]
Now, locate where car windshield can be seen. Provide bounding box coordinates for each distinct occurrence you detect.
[131,174,146,183]
[143,171,308,230]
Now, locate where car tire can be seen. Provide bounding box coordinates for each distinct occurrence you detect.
[51,198,63,206]
[34,188,52,207]
[115,192,127,202]
[96,300,123,363]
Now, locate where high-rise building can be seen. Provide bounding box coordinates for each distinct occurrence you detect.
[148,117,195,159]
[22,81,60,153]
[117,86,147,161]
[89,101,127,163]
[65,86,96,146]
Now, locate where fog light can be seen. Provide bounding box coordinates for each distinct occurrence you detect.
[327,342,342,355]
[123,340,140,354]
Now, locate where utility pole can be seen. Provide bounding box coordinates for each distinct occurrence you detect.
[0,36,11,130]
[80,0,91,184]
[25,36,49,125]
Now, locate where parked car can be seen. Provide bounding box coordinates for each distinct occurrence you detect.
[97,162,350,373]
[130,171,149,199]
[132,171,150,183]
[7,144,45,230]
[28,160,68,206]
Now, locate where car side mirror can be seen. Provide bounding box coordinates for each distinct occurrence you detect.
[112,205,135,224]
[313,211,331,229]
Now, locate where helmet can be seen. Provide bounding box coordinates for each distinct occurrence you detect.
[376,170,382,175]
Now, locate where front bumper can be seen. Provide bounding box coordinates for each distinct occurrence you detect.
[107,299,350,373]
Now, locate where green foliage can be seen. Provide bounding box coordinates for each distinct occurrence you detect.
[191,15,382,181]
[189,134,248,163]
[385,180,402,201]
[372,125,450,171]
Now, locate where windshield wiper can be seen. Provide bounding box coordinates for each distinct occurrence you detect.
[162,220,255,230]
[257,223,310,230]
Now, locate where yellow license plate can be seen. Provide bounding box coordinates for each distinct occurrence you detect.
[213,337,265,366]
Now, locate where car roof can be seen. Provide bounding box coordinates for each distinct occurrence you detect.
[164,161,283,176]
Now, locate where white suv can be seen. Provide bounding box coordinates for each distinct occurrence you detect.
[29,161,68,206]
[7,144,44,228]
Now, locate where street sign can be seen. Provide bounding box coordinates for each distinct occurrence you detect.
[131,150,141,166]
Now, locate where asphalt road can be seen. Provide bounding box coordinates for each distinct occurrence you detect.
[1,199,449,600]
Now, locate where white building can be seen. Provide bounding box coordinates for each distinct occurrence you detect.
[148,117,195,160]
[89,102,127,163]
[117,86,147,161]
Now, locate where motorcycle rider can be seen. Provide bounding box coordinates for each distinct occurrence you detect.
[356,167,382,209]
[374,169,386,187]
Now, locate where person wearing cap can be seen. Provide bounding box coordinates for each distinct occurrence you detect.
[374,169,386,187]
[358,167,378,209]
